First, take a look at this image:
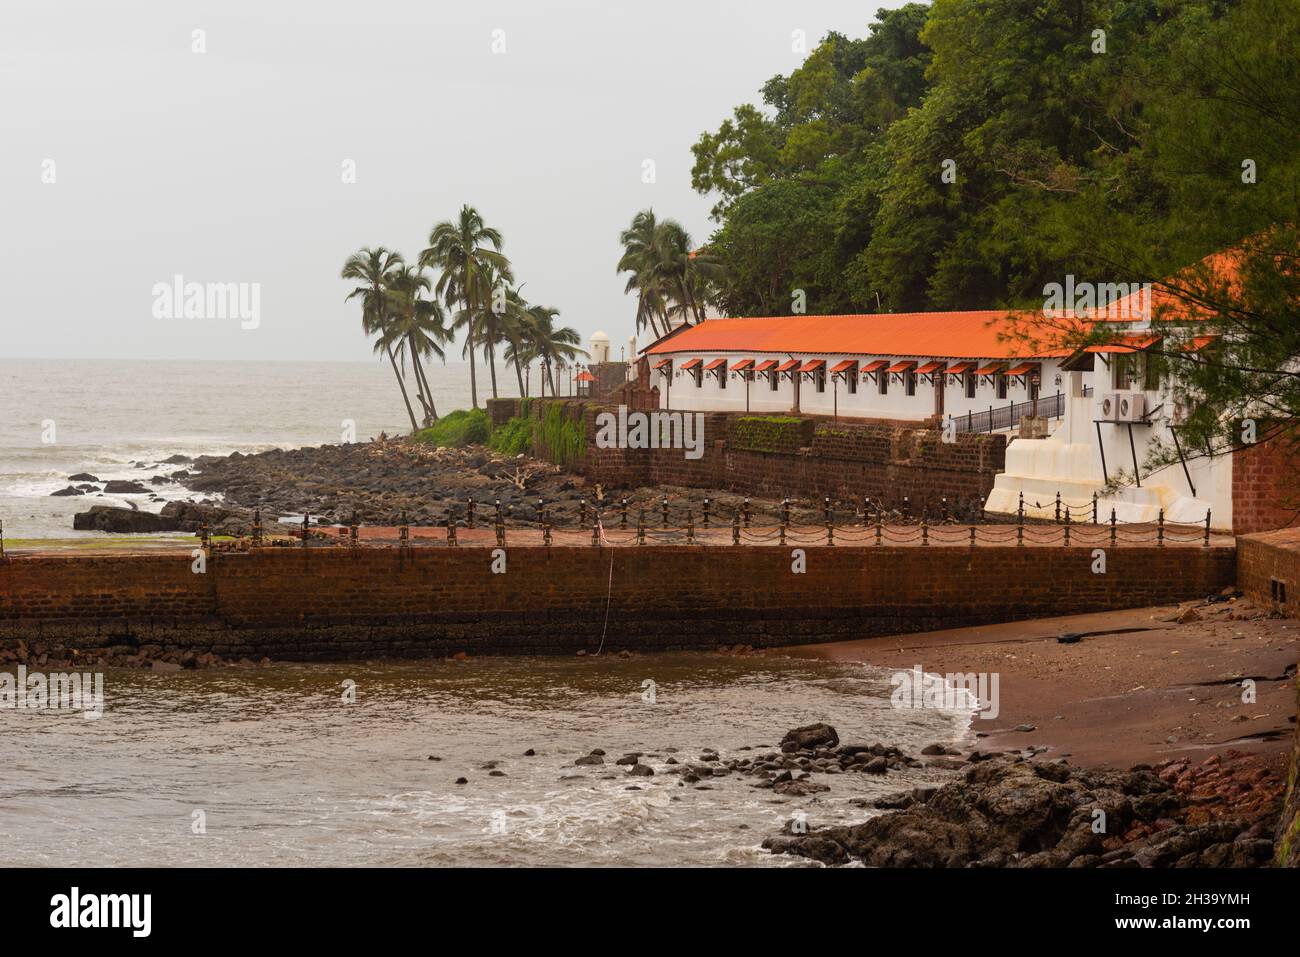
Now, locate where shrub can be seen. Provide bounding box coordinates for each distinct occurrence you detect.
[414,408,490,448]
[488,416,533,456]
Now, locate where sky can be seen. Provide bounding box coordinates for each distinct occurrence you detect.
[0,0,905,363]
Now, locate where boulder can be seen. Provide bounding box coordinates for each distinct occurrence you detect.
[780,723,839,752]
[72,506,172,533]
[103,480,150,494]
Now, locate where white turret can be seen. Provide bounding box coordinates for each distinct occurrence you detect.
[589,330,610,364]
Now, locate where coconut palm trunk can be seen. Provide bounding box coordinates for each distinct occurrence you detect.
[386,343,420,432]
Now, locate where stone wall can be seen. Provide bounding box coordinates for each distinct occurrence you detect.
[1231,430,1300,535]
[0,543,1234,662]
[1236,527,1300,866]
[490,398,1006,509]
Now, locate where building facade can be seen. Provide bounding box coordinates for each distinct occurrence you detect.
[643,310,1073,425]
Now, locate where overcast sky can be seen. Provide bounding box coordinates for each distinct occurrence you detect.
[1,1,904,362]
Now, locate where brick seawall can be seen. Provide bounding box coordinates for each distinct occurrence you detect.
[0,543,1235,660]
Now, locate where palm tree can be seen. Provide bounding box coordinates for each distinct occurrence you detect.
[342,246,419,433]
[524,305,585,397]
[617,209,670,338]
[618,210,723,334]
[385,264,450,425]
[420,206,512,409]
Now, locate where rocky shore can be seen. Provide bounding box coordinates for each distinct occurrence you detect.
[63,438,833,535]
[762,743,1284,867]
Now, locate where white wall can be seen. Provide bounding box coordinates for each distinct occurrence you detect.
[986,354,1233,528]
[654,352,1073,427]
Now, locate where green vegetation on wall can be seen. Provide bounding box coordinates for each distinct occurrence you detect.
[533,403,587,468]
[729,415,810,454]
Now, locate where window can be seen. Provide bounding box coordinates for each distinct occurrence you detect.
[965,372,976,399]
[718,370,727,390]
[768,371,779,391]
[693,366,703,388]
[815,370,826,393]
[1114,353,1134,390]
[1142,355,1161,392]
[878,371,889,395]
[847,373,857,395]
[905,371,917,396]
[996,374,1008,400]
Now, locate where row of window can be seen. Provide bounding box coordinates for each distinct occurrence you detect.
[685,368,1021,400]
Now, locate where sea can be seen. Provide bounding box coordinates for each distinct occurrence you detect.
[0,357,475,540]
[0,358,970,866]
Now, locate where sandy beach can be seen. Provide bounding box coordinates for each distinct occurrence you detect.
[782,597,1297,770]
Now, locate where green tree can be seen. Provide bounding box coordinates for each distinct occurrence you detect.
[341,246,419,433]
[420,206,512,409]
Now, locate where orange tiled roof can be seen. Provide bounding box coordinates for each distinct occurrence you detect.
[644,311,1061,360]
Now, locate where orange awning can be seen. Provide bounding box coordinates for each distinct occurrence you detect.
[830,359,858,374]
[731,358,755,371]
[680,357,702,370]
[576,370,596,382]
[1085,335,1160,355]
[946,361,976,375]
[775,359,801,373]
[653,358,672,370]
[975,362,1006,376]
[1005,362,1039,376]
[861,359,889,373]
[915,361,946,375]
[799,359,825,373]
[753,359,778,372]
[1183,336,1217,352]
[887,360,917,374]
[703,358,728,371]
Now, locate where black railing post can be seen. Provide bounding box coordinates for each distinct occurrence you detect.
[1157,508,1164,547]
[1204,509,1211,547]
[1054,492,1061,524]
[661,497,669,529]
[467,498,476,530]
[620,499,628,529]
[743,497,751,528]
[1092,492,1098,525]
[637,507,646,545]
[732,511,740,545]
[1110,508,1118,546]
[702,498,711,528]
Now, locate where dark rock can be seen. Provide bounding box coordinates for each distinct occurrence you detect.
[50,486,84,497]
[103,480,150,494]
[780,723,839,752]
[68,473,99,482]
[72,506,171,533]
[574,754,604,766]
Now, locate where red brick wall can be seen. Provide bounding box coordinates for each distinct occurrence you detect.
[1235,528,1300,866]
[1231,433,1300,534]
[502,399,1006,510]
[0,544,1234,660]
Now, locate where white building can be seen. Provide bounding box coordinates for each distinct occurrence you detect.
[640,288,1239,529]
[642,310,1073,426]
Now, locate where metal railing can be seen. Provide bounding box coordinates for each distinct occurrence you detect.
[201,491,1218,553]
[950,387,1092,435]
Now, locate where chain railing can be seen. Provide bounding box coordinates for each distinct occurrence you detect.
[256,490,1218,550]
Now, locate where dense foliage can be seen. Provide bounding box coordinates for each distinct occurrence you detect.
[690,0,1299,458]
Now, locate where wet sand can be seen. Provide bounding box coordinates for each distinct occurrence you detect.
[781,598,1297,769]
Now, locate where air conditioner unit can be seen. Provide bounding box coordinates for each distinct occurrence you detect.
[1100,392,1122,420]
[1115,392,1147,422]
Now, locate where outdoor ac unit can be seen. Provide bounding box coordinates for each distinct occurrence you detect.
[1115,392,1147,422]
[1100,392,1122,420]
